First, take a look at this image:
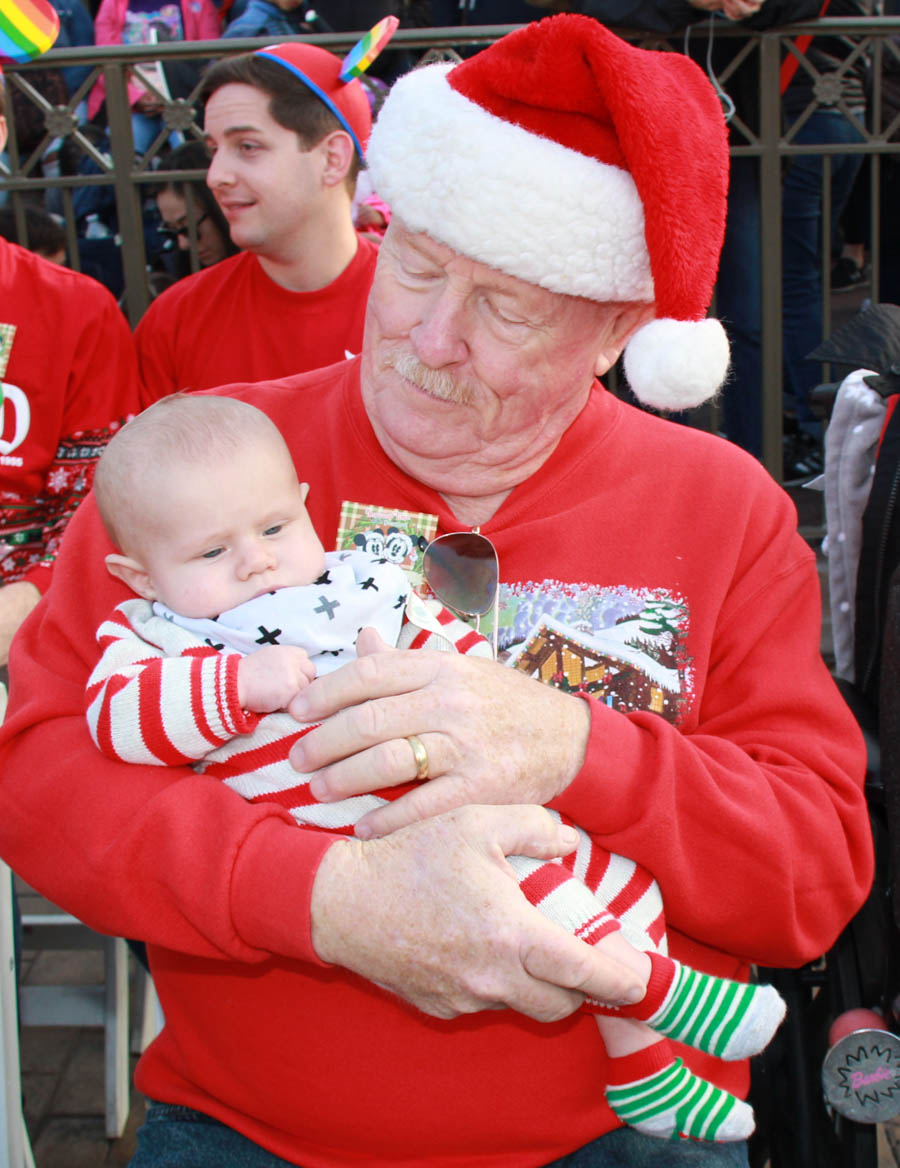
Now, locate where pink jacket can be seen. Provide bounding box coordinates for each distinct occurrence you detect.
[88,0,221,120]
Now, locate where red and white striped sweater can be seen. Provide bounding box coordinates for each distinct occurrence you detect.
[86,592,666,957]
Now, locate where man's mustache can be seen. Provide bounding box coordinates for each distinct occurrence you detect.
[384,352,474,406]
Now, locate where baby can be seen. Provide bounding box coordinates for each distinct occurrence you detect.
[88,394,785,1143]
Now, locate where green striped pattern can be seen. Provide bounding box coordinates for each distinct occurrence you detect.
[651,962,759,1058]
[607,1058,739,1142]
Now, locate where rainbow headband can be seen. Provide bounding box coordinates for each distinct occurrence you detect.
[0,0,59,63]
[256,15,398,159]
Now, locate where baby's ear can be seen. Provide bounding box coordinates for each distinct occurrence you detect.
[104,553,157,602]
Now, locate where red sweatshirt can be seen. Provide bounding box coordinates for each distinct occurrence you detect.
[134,239,379,406]
[0,359,872,1166]
[0,237,140,593]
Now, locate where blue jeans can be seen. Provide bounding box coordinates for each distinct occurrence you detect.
[131,1101,749,1167]
[781,107,865,439]
[716,154,763,457]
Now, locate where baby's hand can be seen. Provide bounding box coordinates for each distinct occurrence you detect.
[238,646,316,713]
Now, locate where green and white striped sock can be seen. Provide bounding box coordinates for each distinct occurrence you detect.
[648,956,786,1060]
[589,952,786,1060]
[606,1048,755,1143]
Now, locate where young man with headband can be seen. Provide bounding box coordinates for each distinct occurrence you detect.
[134,40,385,403]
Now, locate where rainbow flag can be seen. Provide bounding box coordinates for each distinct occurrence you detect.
[0,0,59,65]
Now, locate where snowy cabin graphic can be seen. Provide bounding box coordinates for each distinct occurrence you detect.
[506,611,683,722]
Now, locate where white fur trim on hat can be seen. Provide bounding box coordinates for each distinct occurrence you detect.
[623,318,730,411]
[367,63,654,303]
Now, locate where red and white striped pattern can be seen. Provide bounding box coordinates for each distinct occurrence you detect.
[88,597,668,961]
[86,603,258,766]
[510,813,667,957]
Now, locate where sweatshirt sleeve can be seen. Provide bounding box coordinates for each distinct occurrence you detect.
[85,607,259,765]
[550,520,873,970]
[0,496,336,966]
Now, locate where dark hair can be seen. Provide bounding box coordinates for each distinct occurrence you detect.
[199,54,361,188]
[156,139,237,265]
[0,203,66,258]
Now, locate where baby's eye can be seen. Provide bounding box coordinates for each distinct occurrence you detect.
[263,524,283,536]
[202,547,224,559]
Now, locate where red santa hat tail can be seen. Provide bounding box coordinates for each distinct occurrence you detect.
[368,15,731,411]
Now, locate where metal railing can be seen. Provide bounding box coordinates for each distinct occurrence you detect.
[1,19,899,478]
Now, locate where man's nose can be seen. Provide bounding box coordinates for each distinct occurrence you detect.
[206,151,232,190]
[410,288,469,368]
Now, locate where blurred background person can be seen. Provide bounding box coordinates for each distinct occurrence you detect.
[154,140,237,278]
[88,0,221,157]
[0,204,67,264]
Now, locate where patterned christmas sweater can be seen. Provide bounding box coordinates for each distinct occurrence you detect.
[0,237,141,592]
[86,551,666,955]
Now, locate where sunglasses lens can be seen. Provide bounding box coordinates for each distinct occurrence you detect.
[423,533,498,617]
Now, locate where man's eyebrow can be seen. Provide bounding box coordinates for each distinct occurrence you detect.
[204,124,264,144]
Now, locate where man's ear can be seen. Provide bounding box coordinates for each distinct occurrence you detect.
[317,130,355,188]
[593,303,657,378]
[104,553,157,602]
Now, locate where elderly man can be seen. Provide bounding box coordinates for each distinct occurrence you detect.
[0,16,872,1168]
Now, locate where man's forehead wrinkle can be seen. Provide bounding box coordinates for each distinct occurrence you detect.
[409,229,560,312]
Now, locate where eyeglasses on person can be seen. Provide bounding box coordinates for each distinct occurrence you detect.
[158,214,209,244]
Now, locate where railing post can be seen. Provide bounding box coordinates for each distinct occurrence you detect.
[103,62,151,327]
[759,30,784,481]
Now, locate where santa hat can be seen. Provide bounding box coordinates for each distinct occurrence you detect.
[367,15,731,412]
[254,42,374,158]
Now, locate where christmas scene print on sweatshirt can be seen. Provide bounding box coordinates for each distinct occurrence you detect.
[498,582,693,726]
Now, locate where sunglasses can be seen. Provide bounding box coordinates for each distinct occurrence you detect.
[159,213,208,243]
[422,530,499,660]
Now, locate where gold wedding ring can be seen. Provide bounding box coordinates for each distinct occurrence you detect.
[406,734,429,781]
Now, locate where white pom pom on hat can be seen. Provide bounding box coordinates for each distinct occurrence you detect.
[624,318,731,412]
[367,14,731,411]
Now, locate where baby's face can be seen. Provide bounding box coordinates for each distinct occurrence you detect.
[135,440,327,619]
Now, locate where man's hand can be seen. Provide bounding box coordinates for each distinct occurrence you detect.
[0,581,41,668]
[288,629,592,840]
[719,0,765,19]
[238,645,316,713]
[310,804,644,1020]
[687,0,766,18]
